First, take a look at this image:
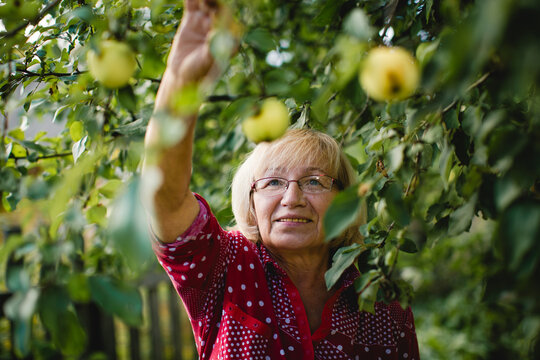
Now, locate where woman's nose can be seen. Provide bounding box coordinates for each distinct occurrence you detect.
[280,182,306,206]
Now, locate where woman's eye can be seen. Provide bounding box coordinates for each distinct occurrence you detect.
[268,179,282,186]
[308,178,322,186]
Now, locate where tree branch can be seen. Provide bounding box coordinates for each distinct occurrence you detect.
[18,68,83,78]
[1,54,13,167]
[340,97,370,147]
[381,0,399,41]
[443,72,491,113]
[206,94,242,102]
[0,0,63,39]
[10,152,72,161]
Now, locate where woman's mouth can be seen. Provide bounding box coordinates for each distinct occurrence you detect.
[276,218,310,223]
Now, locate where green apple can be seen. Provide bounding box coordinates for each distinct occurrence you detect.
[360,46,420,102]
[242,98,290,143]
[0,0,40,26]
[87,40,137,89]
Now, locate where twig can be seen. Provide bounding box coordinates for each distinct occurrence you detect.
[387,244,400,278]
[206,94,241,102]
[326,92,338,104]
[377,221,395,249]
[339,97,370,147]
[381,0,399,41]
[466,72,490,92]
[10,152,72,161]
[443,72,491,113]
[0,0,63,39]
[357,275,381,296]
[18,69,84,78]
[404,150,421,197]
[1,53,13,166]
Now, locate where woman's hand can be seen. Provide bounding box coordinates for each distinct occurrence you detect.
[156,0,220,111]
[166,0,219,86]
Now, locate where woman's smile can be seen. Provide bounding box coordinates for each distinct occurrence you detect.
[253,166,337,251]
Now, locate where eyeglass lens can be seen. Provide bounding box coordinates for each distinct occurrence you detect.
[254,175,334,194]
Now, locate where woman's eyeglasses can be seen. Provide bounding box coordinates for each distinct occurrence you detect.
[251,175,341,196]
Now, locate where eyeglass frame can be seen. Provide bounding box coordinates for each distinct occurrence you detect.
[250,174,342,195]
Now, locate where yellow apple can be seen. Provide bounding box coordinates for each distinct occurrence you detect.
[87,40,137,89]
[360,46,420,102]
[242,98,290,143]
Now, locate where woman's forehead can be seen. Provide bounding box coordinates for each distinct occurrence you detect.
[252,136,339,179]
[262,165,328,177]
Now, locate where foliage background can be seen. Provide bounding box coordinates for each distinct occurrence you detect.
[1,0,539,358]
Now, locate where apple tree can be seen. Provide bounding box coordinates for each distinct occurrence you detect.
[0,0,539,359]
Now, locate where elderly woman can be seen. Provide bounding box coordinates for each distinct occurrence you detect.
[144,0,419,359]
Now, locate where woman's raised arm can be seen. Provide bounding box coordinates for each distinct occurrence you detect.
[144,0,219,243]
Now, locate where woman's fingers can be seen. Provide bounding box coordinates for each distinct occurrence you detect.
[185,0,219,15]
[184,0,199,12]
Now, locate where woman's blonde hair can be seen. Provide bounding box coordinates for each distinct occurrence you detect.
[231,128,362,250]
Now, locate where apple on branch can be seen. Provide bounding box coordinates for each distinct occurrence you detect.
[359,46,420,102]
[87,40,137,89]
[242,98,290,144]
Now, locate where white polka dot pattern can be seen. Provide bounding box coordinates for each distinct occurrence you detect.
[152,194,420,360]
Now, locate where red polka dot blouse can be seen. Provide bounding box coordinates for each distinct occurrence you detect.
[153,194,420,360]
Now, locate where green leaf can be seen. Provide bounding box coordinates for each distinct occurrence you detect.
[0,235,26,282]
[448,194,477,237]
[88,275,143,327]
[399,238,418,253]
[69,121,84,142]
[343,8,373,41]
[108,177,153,272]
[494,175,523,211]
[113,118,148,138]
[71,135,87,163]
[19,140,51,155]
[354,271,380,314]
[53,104,71,123]
[314,1,341,26]
[67,273,91,302]
[86,205,107,227]
[98,179,124,199]
[382,182,410,227]
[425,0,433,21]
[388,144,405,172]
[324,185,361,242]
[220,96,258,123]
[244,28,275,52]
[0,167,19,193]
[439,141,454,188]
[416,40,439,68]
[117,86,138,111]
[3,289,40,358]
[38,287,87,356]
[170,83,203,117]
[6,264,31,292]
[499,199,540,272]
[263,68,296,96]
[48,151,102,237]
[210,29,237,68]
[325,243,364,290]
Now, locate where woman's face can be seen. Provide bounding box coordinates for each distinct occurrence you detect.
[252,165,338,253]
